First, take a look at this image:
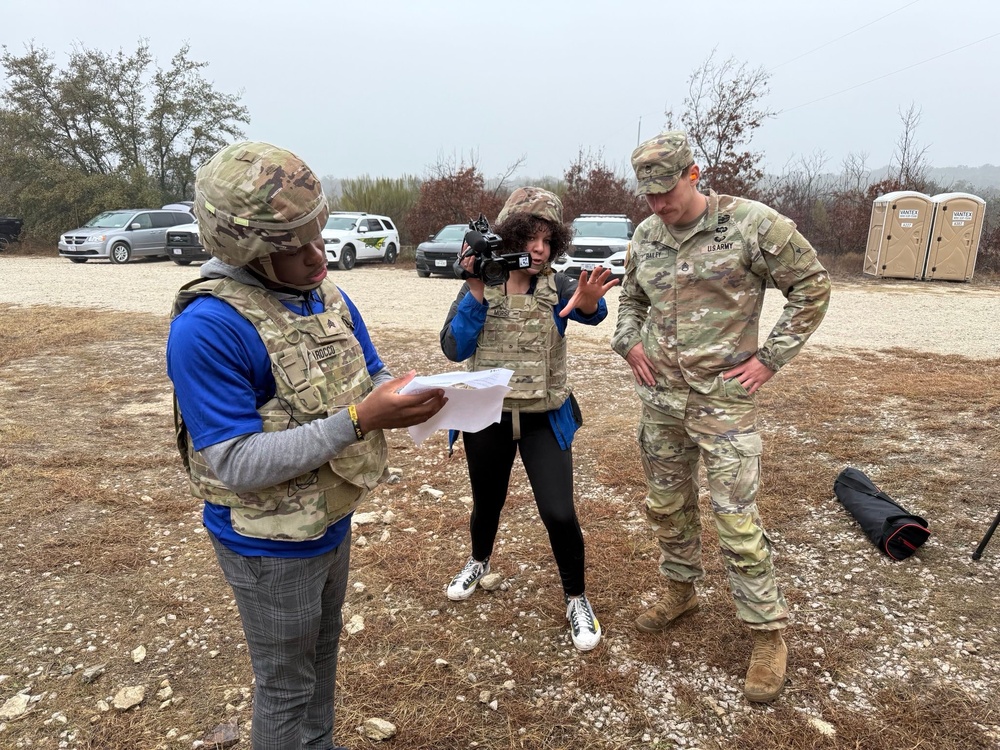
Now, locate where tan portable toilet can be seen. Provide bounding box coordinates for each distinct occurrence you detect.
[863,191,933,279]
[923,192,986,281]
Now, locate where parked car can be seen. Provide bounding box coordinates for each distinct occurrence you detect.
[166,221,208,265]
[415,224,467,278]
[58,209,195,264]
[0,216,23,251]
[552,214,634,280]
[321,212,400,270]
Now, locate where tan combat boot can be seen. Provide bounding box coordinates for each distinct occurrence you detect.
[744,629,787,703]
[635,580,699,633]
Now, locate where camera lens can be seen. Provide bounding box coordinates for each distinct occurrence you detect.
[480,259,507,286]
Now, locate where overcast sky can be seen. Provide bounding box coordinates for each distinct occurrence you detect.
[2,0,997,183]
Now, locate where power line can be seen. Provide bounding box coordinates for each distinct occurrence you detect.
[778,31,1000,113]
[769,0,923,71]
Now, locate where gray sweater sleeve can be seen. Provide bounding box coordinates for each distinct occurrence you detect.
[202,366,393,493]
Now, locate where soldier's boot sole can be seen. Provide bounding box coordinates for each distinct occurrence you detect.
[634,595,699,633]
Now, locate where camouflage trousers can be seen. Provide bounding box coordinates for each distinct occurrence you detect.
[637,374,788,629]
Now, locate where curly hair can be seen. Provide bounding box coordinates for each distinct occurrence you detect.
[494,212,572,262]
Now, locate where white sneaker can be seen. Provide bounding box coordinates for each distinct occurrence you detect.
[446,557,490,601]
[566,594,602,651]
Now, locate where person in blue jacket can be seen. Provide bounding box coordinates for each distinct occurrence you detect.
[439,187,619,652]
[166,141,445,750]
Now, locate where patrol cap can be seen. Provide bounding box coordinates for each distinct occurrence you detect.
[631,130,695,196]
[496,186,563,226]
[194,141,329,266]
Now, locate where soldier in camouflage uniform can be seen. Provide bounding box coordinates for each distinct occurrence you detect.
[440,187,619,652]
[612,131,830,703]
[166,142,445,750]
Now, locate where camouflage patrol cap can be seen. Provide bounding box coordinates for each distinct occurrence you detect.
[631,131,695,196]
[194,141,329,266]
[496,187,563,226]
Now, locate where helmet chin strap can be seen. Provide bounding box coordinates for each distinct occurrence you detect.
[249,255,324,292]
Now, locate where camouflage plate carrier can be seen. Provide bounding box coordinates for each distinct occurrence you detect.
[172,277,388,541]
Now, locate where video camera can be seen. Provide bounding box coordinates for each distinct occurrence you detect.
[460,214,530,287]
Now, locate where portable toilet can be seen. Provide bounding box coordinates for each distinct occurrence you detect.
[863,191,933,279]
[923,192,986,282]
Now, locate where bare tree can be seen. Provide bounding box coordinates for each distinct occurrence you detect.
[665,49,775,197]
[889,103,930,191]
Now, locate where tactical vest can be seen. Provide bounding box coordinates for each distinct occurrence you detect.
[469,274,569,413]
[171,277,388,541]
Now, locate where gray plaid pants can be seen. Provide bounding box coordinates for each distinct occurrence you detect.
[211,530,351,750]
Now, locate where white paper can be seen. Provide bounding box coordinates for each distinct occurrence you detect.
[399,368,513,445]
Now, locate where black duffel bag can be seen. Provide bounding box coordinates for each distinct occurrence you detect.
[833,467,931,561]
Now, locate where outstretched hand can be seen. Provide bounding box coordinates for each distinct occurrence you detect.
[354,371,447,434]
[558,267,620,318]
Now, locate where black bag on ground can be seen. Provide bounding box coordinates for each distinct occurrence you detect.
[833,467,931,561]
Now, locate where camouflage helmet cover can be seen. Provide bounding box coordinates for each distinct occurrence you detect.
[194,141,329,266]
[631,130,695,196]
[496,186,563,226]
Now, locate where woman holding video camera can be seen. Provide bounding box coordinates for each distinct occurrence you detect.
[439,187,618,652]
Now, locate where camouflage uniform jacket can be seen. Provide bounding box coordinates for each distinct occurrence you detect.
[611,190,830,400]
[471,274,570,413]
[172,277,388,541]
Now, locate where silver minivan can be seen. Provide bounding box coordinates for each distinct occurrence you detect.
[58,209,194,264]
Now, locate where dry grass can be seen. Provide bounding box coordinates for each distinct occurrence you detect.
[1,305,999,749]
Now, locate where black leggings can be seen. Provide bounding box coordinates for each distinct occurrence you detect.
[462,410,586,597]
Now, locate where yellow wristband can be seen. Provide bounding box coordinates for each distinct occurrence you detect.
[347,404,364,441]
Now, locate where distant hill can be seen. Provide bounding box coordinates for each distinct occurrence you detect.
[924,165,1000,190]
[862,164,1000,191]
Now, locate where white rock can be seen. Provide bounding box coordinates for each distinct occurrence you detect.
[363,717,397,740]
[379,529,391,543]
[131,646,147,663]
[156,686,173,701]
[480,573,502,591]
[352,512,379,525]
[479,690,491,704]
[435,659,449,668]
[382,510,396,524]
[419,485,444,499]
[488,700,499,710]
[112,686,146,710]
[808,717,837,737]
[345,615,365,635]
[0,693,31,721]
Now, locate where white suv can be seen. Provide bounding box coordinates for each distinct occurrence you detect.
[552,214,634,280]
[322,212,400,270]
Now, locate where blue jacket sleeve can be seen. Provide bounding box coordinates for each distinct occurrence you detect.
[440,284,487,362]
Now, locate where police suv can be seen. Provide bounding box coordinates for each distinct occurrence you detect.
[321,212,400,270]
[552,214,634,280]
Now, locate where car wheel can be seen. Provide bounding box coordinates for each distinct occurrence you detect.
[173,259,192,266]
[417,269,431,278]
[383,243,398,264]
[338,245,356,270]
[0,238,9,252]
[69,257,88,264]
[109,242,131,264]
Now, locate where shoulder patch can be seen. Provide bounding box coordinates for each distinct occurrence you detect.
[758,211,796,253]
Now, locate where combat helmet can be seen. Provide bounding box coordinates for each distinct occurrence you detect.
[496,186,563,225]
[194,142,329,271]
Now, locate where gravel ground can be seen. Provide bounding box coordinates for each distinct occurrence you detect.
[2,256,999,359]
[2,255,1000,748]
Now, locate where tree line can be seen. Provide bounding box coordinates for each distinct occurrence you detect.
[1,42,996,271]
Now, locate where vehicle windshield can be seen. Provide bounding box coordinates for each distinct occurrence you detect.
[434,225,466,242]
[85,211,135,228]
[572,220,631,239]
[325,216,359,230]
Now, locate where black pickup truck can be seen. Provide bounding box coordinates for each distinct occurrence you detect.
[0,216,23,250]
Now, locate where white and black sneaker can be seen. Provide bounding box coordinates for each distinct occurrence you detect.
[566,594,602,651]
[446,557,490,601]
